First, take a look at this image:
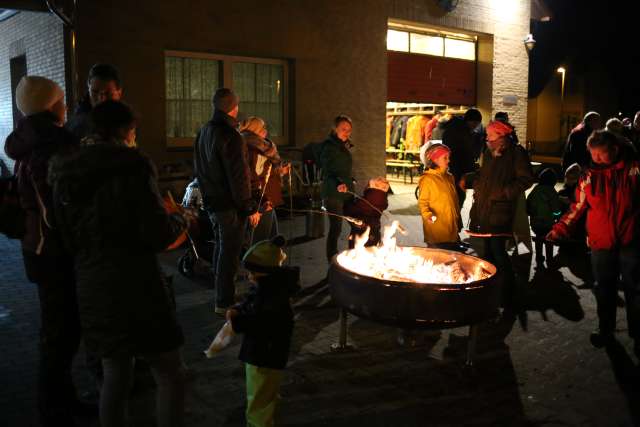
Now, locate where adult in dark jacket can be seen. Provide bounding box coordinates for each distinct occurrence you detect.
[464,120,534,314]
[227,235,300,427]
[50,100,187,427]
[548,130,640,357]
[240,116,290,245]
[318,115,354,262]
[561,111,602,173]
[193,88,260,314]
[66,63,123,141]
[4,76,82,426]
[442,108,482,207]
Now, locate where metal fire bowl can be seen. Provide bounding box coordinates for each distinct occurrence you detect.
[329,247,500,330]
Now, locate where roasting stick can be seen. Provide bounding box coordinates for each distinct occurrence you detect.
[166,190,202,260]
[345,190,408,235]
[287,163,294,265]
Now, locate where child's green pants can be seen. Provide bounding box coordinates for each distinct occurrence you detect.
[245,363,284,427]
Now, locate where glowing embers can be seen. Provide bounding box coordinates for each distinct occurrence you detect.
[336,221,492,284]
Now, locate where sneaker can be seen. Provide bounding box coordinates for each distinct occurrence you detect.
[589,330,615,348]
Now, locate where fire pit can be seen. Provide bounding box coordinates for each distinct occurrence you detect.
[327,222,500,366]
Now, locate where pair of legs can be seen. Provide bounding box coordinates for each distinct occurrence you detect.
[532,226,554,266]
[481,236,517,311]
[100,348,185,427]
[325,197,344,262]
[209,209,248,309]
[245,364,284,427]
[591,246,640,343]
[24,253,82,426]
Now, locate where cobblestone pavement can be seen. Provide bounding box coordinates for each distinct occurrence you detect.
[1,184,639,427]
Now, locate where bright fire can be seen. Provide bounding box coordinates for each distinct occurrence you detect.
[336,221,492,284]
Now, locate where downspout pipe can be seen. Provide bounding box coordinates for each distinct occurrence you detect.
[44,0,79,108]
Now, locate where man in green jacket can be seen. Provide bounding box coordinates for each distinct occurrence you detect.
[318,115,354,262]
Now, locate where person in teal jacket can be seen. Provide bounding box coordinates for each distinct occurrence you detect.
[318,115,354,261]
[526,167,562,268]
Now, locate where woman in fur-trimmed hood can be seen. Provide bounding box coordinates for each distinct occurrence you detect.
[49,100,188,427]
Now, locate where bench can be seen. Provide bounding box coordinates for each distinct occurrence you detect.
[385,160,422,184]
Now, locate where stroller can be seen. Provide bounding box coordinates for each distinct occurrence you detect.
[177,179,216,279]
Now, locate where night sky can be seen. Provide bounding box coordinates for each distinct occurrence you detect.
[529,0,640,116]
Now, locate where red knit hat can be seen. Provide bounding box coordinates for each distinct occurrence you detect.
[428,144,450,162]
[486,120,513,137]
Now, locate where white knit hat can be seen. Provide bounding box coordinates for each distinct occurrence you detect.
[16,76,64,116]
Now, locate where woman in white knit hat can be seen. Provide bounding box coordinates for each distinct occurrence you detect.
[4,76,87,426]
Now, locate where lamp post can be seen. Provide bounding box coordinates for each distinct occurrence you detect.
[557,67,566,139]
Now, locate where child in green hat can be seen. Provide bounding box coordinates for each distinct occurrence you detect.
[226,235,300,427]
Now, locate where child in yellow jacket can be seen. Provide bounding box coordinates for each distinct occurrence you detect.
[417,144,462,247]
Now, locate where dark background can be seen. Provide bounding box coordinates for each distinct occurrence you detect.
[529,1,640,116]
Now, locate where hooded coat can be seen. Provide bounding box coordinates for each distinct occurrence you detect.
[4,111,78,267]
[231,266,300,369]
[242,130,284,208]
[49,142,186,357]
[417,168,461,244]
[441,116,477,181]
[468,143,535,235]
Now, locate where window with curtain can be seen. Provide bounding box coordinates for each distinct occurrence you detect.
[233,62,284,138]
[165,51,288,148]
[165,56,219,141]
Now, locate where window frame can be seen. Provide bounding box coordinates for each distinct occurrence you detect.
[164,50,290,148]
[385,28,476,62]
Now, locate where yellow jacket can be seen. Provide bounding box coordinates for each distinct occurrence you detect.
[417,168,461,244]
[405,115,428,151]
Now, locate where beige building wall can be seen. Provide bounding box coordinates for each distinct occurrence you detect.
[72,0,530,186]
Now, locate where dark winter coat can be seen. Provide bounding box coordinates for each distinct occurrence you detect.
[193,110,257,215]
[442,116,476,181]
[49,142,186,358]
[468,143,535,235]
[318,133,354,201]
[552,159,640,250]
[65,96,92,141]
[242,131,284,208]
[343,188,388,246]
[231,266,300,370]
[526,184,563,231]
[562,123,593,172]
[4,112,78,266]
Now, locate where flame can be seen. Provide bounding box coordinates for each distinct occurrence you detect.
[336,221,491,284]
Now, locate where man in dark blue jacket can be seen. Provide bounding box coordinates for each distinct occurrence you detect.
[194,88,260,314]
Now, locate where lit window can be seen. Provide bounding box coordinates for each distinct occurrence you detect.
[410,33,444,56]
[444,38,475,60]
[233,62,285,138]
[165,52,289,147]
[387,29,409,52]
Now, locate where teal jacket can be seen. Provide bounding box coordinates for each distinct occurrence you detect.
[318,133,354,200]
[526,183,563,230]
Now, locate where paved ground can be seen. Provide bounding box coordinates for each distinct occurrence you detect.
[1,182,639,427]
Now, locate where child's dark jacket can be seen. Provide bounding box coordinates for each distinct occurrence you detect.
[231,266,300,370]
[343,188,388,245]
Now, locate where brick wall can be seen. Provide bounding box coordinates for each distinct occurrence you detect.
[72,0,529,187]
[0,11,65,172]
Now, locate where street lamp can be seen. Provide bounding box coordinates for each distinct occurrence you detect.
[557,67,566,139]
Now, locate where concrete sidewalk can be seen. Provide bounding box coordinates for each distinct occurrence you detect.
[1,184,639,426]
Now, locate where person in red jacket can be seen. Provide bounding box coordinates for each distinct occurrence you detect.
[548,130,640,356]
[343,177,391,248]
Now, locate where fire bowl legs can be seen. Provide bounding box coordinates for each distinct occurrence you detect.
[330,308,355,352]
[465,324,479,367]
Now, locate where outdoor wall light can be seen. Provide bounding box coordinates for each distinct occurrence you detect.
[523,34,536,52]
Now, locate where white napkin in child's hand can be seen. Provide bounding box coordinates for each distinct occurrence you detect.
[204,321,236,358]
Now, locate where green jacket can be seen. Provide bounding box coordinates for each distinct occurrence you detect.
[526,184,562,230]
[318,133,354,200]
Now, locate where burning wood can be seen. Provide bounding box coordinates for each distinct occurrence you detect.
[336,221,491,284]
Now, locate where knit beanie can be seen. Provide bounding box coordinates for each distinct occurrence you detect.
[486,120,513,138]
[242,235,287,272]
[428,144,450,162]
[537,167,557,186]
[368,177,391,192]
[16,76,64,116]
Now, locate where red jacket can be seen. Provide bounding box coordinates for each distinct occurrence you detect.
[552,159,640,250]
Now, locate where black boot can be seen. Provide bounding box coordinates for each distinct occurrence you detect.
[589,330,615,348]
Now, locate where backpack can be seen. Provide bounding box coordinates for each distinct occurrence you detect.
[0,175,26,239]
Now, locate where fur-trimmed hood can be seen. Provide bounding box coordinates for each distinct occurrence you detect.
[49,141,156,203]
